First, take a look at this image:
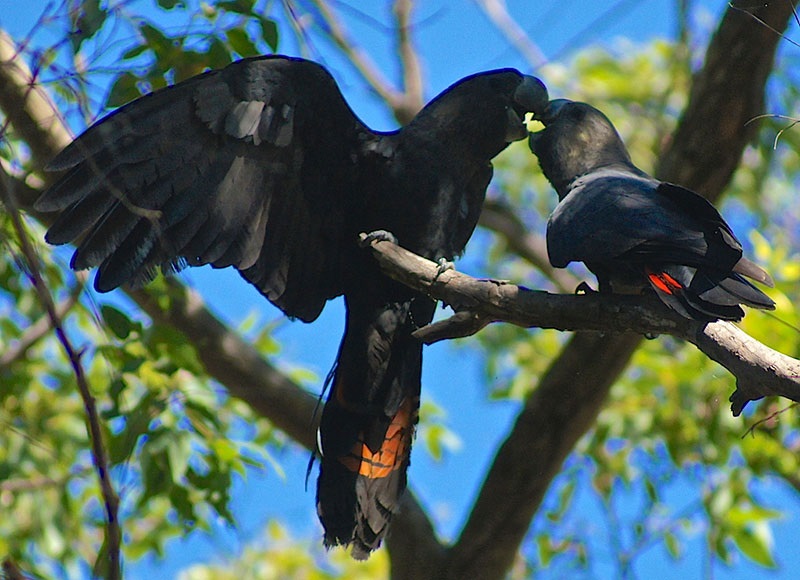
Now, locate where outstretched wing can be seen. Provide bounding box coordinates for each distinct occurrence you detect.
[37,55,378,322]
[547,170,742,270]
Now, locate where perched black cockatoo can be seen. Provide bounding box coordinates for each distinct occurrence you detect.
[528,99,774,321]
[35,54,549,558]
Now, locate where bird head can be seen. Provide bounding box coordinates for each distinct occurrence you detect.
[528,99,634,198]
[408,70,548,162]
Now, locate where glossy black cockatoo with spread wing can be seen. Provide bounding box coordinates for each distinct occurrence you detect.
[528,99,774,321]
[35,54,549,558]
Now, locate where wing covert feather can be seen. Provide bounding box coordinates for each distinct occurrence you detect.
[547,172,741,270]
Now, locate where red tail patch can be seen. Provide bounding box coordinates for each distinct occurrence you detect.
[339,399,413,479]
[647,270,683,295]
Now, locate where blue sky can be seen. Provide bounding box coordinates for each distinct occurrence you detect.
[3,1,799,578]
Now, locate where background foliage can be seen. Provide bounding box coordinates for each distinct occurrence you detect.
[1,1,799,578]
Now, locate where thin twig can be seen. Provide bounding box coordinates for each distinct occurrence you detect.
[473,0,548,69]
[0,167,122,580]
[728,1,800,49]
[0,280,83,366]
[744,113,800,149]
[0,466,95,493]
[742,401,799,438]
[307,0,408,118]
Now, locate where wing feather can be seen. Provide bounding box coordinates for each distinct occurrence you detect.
[38,55,378,322]
[547,171,741,271]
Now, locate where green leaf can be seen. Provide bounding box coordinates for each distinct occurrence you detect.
[726,505,782,527]
[644,478,657,502]
[217,0,256,14]
[731,524,776,568]
[122,44,150,61]
[166,432,192,483]
[157,0,185,8]
[211,438,240,463]
[106,72,142,108]
[664,530,681,559]
[258,17,279,52]
[206,38,233,70]
[537,535,554,567]
[547,479,575,522]
[226,28,259,58]
[138,22,170,49]
[170,483,197,525]
[101,304,136,340]
[69,0,107,54]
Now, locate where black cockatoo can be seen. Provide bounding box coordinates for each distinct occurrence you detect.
[35,54,549,558]
[528,99,774,321]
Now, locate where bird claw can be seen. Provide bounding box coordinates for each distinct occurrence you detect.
[575,281,596,295]
[433,257,454,281]
[436,257,454,273]
[360,229,398,247]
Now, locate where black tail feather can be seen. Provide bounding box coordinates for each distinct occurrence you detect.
[316,394,416,559]
[646,265,773,321]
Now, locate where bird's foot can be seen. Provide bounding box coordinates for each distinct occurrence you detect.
[360,229,398,247]
[433,257,454,282]
[575,281,597,295]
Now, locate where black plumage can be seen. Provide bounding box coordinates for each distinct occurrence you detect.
[528,99,774,321]
[36,54,549,558]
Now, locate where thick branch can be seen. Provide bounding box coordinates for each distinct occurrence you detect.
[364,237,800,414]
[131,282,442,568]
[655,0,791,192]
[0,30,72,164]
[1,0,796,575]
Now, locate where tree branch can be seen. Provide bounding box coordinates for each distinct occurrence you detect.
[0,30,72,165]
[473,0,547,69]
[363,236,800,413]
[1,0,796,575]
[306,0,413,122]
[0,280,82,367]
[0,467,94,493]
[2,559,27,580]
[393,0,425,116]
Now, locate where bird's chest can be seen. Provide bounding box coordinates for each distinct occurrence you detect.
[366,154,485,259]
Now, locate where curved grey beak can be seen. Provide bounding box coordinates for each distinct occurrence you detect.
[534,98,573,125]
[505,75,549,142]
[514,75,549,118]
